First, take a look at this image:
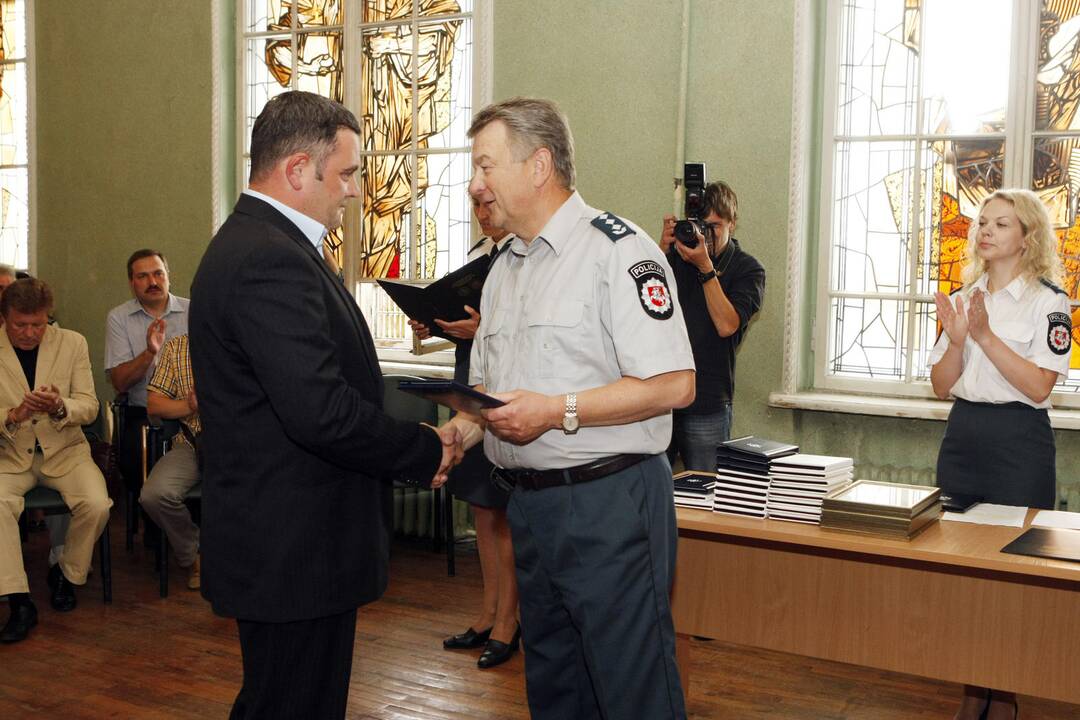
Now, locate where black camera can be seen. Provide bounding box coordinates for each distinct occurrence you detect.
[673,162,707,248]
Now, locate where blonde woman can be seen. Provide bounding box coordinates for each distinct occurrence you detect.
[929,189,1072,720]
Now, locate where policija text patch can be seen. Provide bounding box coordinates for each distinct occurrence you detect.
[1047,312,1072,355]
[628,261,673,319]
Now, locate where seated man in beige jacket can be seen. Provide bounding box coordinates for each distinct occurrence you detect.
[0,278,111,644]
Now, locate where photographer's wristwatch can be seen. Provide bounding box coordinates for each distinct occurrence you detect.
[698,268,717,284]
[561,393,579,434]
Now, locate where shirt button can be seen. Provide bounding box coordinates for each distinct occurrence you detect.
[31,419,37,425]
[26,448,32,454]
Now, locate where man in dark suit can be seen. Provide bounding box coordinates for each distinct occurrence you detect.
[190,91,462,720]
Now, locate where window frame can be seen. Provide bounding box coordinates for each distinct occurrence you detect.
[811,0,1080,408]
[0,0,35,273]
[235,1,492,367]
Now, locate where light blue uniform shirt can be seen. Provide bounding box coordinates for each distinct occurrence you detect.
[470,191,695,469]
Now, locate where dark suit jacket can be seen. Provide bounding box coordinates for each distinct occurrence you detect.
[190,193,442,622]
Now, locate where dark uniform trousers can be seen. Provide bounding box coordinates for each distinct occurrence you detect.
[506,454,687,720]
[230,609,358,720]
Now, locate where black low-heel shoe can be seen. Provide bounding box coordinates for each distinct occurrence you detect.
[477,625,521,669]
[443,626,492,650]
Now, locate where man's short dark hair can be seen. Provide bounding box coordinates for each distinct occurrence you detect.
[248,91,362,183]
[1,277,53,317]
[704,181,739,226]
[127,249,169,279]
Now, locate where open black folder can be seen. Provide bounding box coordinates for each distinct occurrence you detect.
[377,254,491,341]
[397,380,505,416]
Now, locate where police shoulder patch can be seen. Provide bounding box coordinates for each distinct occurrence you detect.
[1047,311,1072,355]
[1040,278,1068,296]
[628,260,673,320]
[592,212,635,242]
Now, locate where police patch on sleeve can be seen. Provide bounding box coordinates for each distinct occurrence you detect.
[628,260,673,319]
[592,213,635,242]
[1047,312,1072,355]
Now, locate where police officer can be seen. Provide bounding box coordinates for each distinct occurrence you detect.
[443,97,696,720]
[930,188,1071,720]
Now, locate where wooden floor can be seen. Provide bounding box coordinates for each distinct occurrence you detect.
[3,510,1080,719]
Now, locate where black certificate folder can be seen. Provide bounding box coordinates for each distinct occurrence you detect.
[397,380,505,416]
[377,254,491,341]
[1001,527,1080,564]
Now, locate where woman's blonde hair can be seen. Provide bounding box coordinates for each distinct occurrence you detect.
[962,188,1064,286]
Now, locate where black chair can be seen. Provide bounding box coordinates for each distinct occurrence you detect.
[111,394,144,552]
[382,373,456,576]
[143,421,200,598]
[18,486,112,603]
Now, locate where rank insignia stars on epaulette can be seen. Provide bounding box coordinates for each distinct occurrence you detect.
[592,213,635,241]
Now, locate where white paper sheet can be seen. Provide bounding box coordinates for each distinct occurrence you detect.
[1031,510,1080,530]
[941,503,1027,528]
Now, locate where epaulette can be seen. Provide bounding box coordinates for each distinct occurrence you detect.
[591,212,636,242]
[1039,278,1067,296]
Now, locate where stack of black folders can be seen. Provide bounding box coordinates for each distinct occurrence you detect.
[713,436,799,519]
[765,454,854,525]
[820,480,941,540]
[673,471,716,510]
[376,254,491,341]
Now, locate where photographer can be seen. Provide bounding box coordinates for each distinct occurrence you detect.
[661,181,765,471]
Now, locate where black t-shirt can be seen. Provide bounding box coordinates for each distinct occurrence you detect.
[14,345,38,389]
[667,237,765,414]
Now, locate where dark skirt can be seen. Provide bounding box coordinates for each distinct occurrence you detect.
[446,339,510,510]
[936,399,1056,509]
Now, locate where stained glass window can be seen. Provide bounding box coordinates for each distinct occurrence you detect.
[0,0,29,269]
[823,0,1080,399]
[241,0,479,353]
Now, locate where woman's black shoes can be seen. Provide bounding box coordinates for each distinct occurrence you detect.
[443,626,492,650]
[477,624,521,669]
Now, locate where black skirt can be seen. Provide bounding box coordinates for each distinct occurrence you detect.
[936,398,1056,509]
[446,340,510,510]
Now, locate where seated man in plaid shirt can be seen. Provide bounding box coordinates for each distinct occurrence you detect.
[139,333,201,589]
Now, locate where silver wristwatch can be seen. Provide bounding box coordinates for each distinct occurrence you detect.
[561,393,579,434]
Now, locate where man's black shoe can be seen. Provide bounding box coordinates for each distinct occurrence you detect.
[47,564,77,612]
[0,600,38,643]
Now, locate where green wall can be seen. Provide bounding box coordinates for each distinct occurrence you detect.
[35,1,220,422]
[32,1,1078,490]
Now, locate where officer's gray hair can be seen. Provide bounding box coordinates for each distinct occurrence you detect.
[468,97,576,190]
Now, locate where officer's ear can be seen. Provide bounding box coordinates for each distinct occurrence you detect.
[530,147,555,189]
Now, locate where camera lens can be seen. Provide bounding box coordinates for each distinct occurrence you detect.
[673,220,699,248]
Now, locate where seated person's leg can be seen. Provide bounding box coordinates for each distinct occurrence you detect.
[42,458,111,592]
[139,443,200,569]
[1,469,40,643]
[45,513,69,567]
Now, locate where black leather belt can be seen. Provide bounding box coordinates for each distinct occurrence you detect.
[491,453,652,492]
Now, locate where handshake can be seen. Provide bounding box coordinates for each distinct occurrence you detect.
[427,422,467,489]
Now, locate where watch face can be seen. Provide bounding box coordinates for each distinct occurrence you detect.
[562,414,580,433]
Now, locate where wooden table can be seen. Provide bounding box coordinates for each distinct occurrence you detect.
[671,508,1080,704]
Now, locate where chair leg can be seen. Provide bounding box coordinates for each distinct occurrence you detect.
[125,488,137,552]
[445,491,455,577]
[431,487,442,553]
[159,526,169,598]
[99,522,112,604]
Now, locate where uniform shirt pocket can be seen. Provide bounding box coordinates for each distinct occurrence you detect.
[526,299,589,378]
[992,320,1035,355]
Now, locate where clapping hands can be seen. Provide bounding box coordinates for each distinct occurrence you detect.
[935,289,992,347]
